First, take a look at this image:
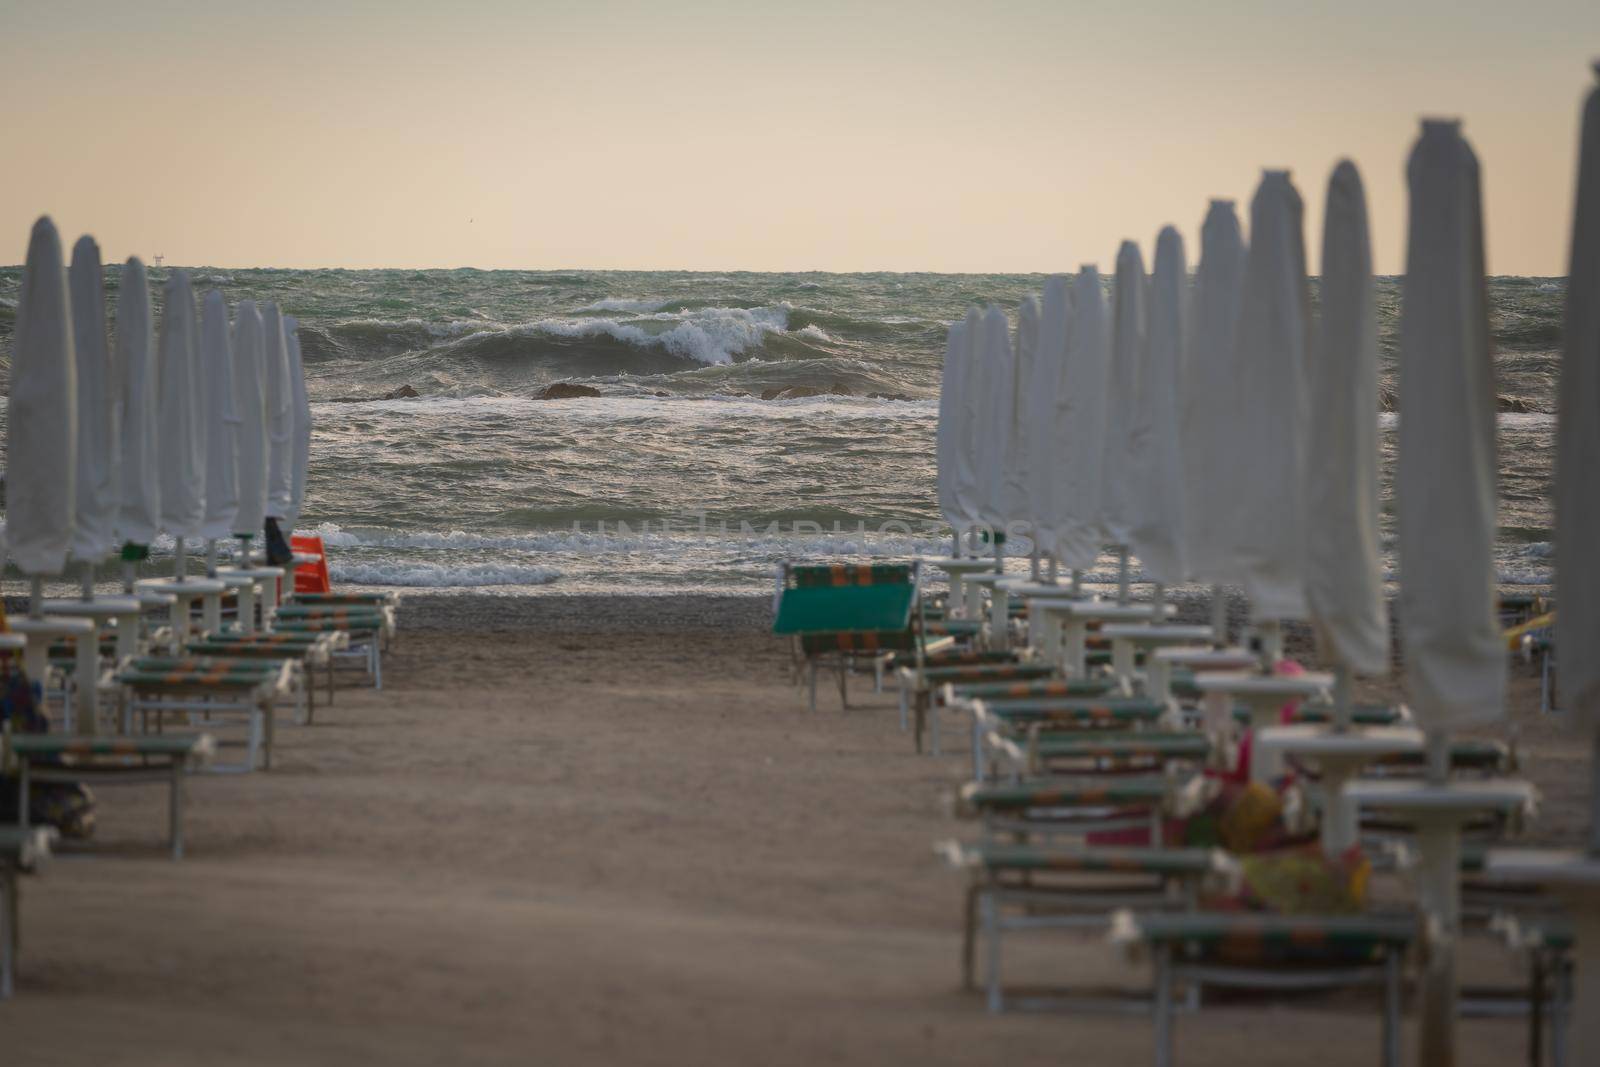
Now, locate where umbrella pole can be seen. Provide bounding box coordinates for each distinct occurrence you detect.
[1209,584,1227,647]
[28,576,43,620]
[80,561,94,602]
[1046,555,1058,583]
[1151,582,1166,621]
[1116,546,1130,605]
[1257,619,1284,665]
[174,538,187,582]
[1332,663,1353,733]
[1069,568,1081,596]
[205,539,218,578]
[1029,546,1040,582]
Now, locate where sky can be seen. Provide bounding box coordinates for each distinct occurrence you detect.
[2,0,1596,274]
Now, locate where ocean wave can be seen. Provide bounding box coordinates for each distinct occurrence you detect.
[326,560,562,587]
[577,297,670,313]
[304,522,948,558]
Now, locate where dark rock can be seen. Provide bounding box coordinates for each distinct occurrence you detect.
[383,384,421,400]
[654,391,670,397]
[537,382,602,399]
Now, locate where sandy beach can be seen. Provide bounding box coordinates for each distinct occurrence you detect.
[1,593,1573,1066]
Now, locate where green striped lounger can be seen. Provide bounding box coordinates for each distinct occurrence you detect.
[966,697,1174,779]
[115,657,291,773]
[5,734,214,860]
[271,607,387,689]
[939,840,1237,1012]
[956,773,1213,843]
[187,630,347,723]
[1110,910,1418,1067]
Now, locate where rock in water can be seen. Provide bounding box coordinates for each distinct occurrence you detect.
[538,382,602,399]
[383,384,421,400]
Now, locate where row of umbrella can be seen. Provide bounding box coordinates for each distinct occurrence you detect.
[8,217,314,600]
[936,134,1495,710]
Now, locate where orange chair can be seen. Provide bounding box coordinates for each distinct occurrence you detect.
[291,535,331,595]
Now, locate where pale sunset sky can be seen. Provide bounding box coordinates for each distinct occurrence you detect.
[2,0,1596,274]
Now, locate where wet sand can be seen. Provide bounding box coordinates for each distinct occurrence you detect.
[4,594,1575,1065]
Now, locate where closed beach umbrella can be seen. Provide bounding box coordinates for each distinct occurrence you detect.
[1128,226,1187,587]
[285,315,313,533]
[157,270,205,543]
[1101,241,1146,549]
[262,302,294,521]
[1026,276,1071,560]
[1000,295,1038,541]
[1228,171,1312,622]
[1398,119,1504,731]
[199,290,240,542]
[7,216,77,577]
[232,301,269,540]
[935,313,973,547]
[116,258,160,551]
[976,303,1017,535]
[1183,201,1248,586]
[1053,267,1111,571]
[68,235,117,566]
[1307,161,1388,676]
[1559,68,1600,755]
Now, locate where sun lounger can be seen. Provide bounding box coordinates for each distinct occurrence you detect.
[186,631,347,724]
[966,697,1173,778]
[957,772,1213,843]
[269,607,386,689]
[115,657,291,773]
[940,840,1237,1012]
[1486,912,1575,1066]
[5,734,214,859]
[904,661,1059,753]
[0,826,54,1000]
[1110,910,1418,1067]
[986,729,1215,779]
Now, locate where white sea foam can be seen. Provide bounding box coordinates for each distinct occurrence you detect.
[326,560,562,587]
[795,324,836,343]
[577,297,670,313]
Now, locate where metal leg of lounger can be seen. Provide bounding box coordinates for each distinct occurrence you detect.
[1555,955,1572,1067]
[898,679,908,732]
[837,653,848,711]
[961,882,979,992]
[1530,952,1546,1067]
[874,657,884,693]
[263,697,275,771]
[1,867,13,1000]
[984,890,1003,1014]
[372,640,383,690]
[1383,949,1401,1067]
[1154,944,1174,1067]
[327,658,335,705]
[170,758,185,861]
[808,660,818,713]
[17,761,30,833]
[305,667,315,725]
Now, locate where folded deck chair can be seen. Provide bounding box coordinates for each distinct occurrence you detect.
[0,826,54,1000]
[1110,910,1418,1067]
[4,734,214,859]
[772,562,922,712]
[115,657,292,773]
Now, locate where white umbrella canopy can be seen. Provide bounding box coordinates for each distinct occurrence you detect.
[1307,161,1389,677]
[115,258,160,549]
[935,313,973,544]
[156,270,205,542]
[1398,119,1504,731]
[1101,241,1147,549]
[976,303,1017,535]
[1183,201,1248,586]
[1025,276,1072,559]
[232,301,269,540]
[198,290,240,542]
[1227,171,1312,622]
[1053,267,1111,571]
[1128,226,1188,587]
[285,315,313,533]
[1558,69,1600,740]
[261,303,295,520]
[68,235,117,564]
[999,295,1039,539]
[6,216,77,577]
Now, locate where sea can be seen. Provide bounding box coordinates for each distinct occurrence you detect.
[0,268,1562,597]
